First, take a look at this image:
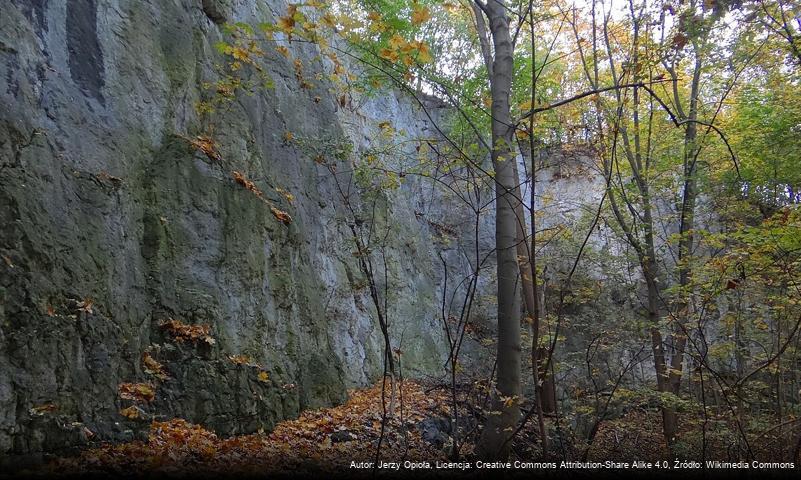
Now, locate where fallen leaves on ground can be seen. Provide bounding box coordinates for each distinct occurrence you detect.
[159,318,216,346]
[270,205,292,225]
[119,406,144,420]
[228,354,259,367]
[118,383,156,403]
[76,298,94,314]
[586,409,801,462]
[49,381,457,476]
[142,352,169,381]
[585,410,666,461]
[231,172,293,225]
[232,171,264,198]
[43,380,801,476]
[187,135,222,162]
[29,404,58,416]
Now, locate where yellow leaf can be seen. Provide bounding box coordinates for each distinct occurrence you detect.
[500,395,518,408]
[321,13,337,28]
[379,48,399,62]
[320,436,332,449]
[275,187,295,203]
[229,354,256,366]
[231,46,249,61]
[415,42,432,63]
[388,34,406,50]
[258,371,270,383]
[120,406,141,419]
[411,5,431,25]
[278,16,295,34]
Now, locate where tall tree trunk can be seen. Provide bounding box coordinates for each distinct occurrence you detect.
[476,0,521,460]
[512,144,548,449]
[609,3,678,443]
[665,36,703,443]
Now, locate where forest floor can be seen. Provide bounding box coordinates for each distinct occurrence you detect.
[28,380,799,477]
[44,381,461,476]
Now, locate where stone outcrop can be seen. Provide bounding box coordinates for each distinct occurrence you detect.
[0,0,492,460]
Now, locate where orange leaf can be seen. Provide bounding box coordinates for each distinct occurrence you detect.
[29,404,58,416]
[271,206,293,225]
[160,318,216,346]
[76,298,94,314]
[118,383,156,403]
[232,171,264,198]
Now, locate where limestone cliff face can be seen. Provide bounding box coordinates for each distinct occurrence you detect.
[0,0,491,457]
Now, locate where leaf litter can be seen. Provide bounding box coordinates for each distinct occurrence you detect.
[49,381,458,476]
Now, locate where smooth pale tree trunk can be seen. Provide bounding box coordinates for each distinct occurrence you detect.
[475,0,522,460]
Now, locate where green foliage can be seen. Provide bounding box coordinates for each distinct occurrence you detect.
[182,0,801,453]
[719,67,801,207]
[196,24,273,119]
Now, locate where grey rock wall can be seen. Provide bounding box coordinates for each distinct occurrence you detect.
[0,0,489,460]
